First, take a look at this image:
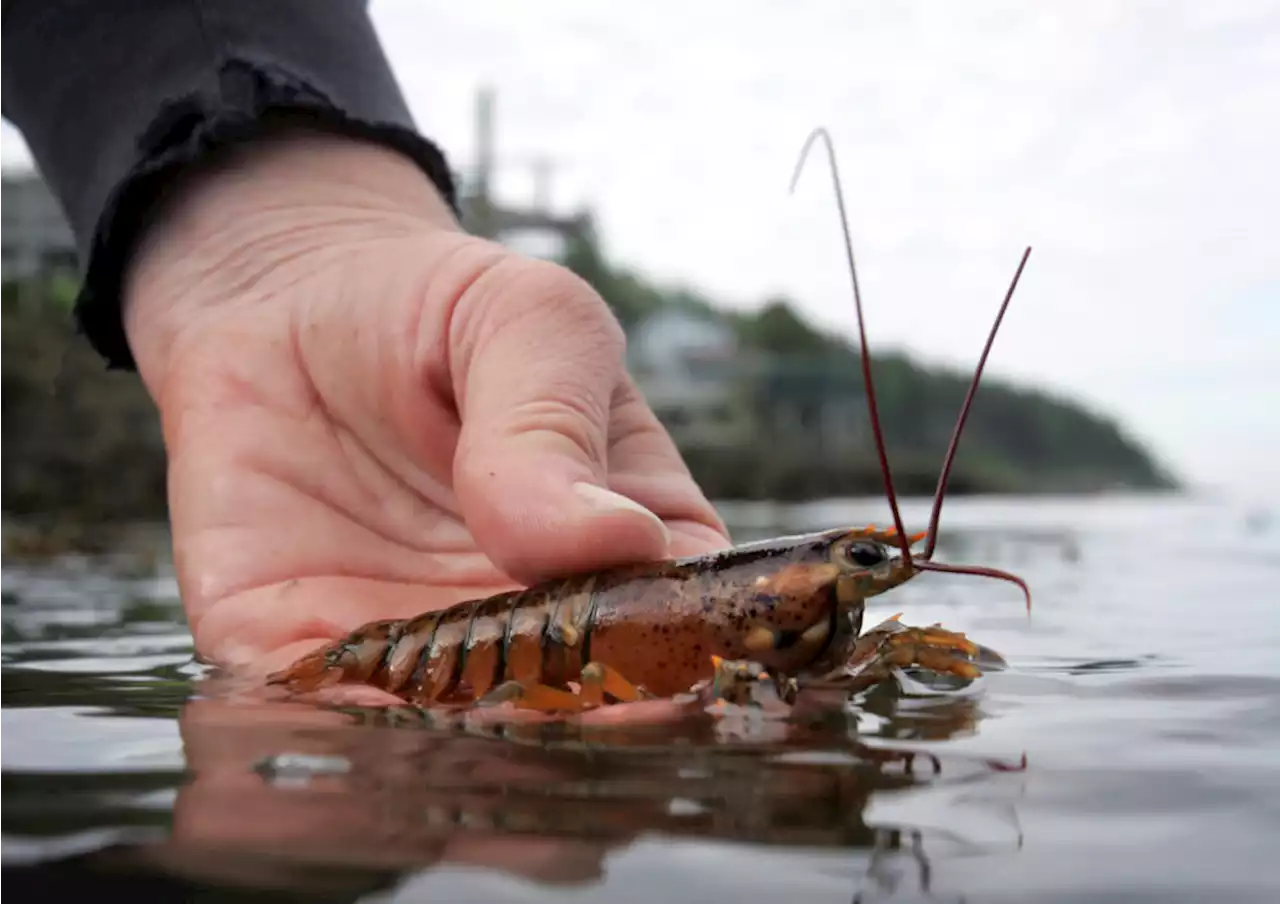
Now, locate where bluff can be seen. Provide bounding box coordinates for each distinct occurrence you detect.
[2,231,1176,536]
[560,225,1176,500]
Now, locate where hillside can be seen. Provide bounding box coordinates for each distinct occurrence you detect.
[1,231,1175,536]
[560,223,1176,498]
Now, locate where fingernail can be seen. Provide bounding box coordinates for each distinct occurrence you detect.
[572,482,671,548]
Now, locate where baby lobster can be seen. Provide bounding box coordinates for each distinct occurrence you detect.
[269,526,1010,711]
[268,127,1035,714]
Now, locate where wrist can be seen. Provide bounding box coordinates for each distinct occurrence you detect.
[122,126,460,389]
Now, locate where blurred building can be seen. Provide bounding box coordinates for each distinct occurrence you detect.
[455,179,591,262]
[1,171,78,280]
[1,87,584,281]
[750,359,867,456]
[628,308,754,449]
[454,86,591,261]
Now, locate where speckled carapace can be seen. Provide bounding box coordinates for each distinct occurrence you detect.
[268,526,928,703]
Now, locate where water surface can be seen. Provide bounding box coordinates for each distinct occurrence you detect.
[4,494,1280,902]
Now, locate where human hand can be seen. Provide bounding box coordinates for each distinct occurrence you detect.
[122,127,730,690]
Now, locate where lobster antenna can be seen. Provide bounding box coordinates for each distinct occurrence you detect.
[789,126,912,564]
[921,246,1033,560]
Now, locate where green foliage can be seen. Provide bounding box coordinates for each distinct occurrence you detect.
[48,273,82,311]
[2,280,168,524]
[737,297,839,356]
[560,230,1178,498]
[561,221,668,331]
[1,224,1177,531]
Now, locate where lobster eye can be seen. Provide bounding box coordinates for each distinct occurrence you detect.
[845,540,886,568]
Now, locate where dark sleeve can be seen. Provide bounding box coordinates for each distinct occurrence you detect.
[1,0,458,370]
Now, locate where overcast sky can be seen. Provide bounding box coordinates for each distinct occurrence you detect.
[3,1,1277,499]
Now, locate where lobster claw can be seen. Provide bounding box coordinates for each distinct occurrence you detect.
[968,641,1010,672]
[798,615,1004,694]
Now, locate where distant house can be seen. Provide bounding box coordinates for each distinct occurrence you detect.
[450,138,592,264]
[1,171,78,280]
[751,357,867,456]
[454,171,591,262]
[628,308,754,449]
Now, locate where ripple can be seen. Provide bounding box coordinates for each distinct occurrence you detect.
[4,496,1280,903]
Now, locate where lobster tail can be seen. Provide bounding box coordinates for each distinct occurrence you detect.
[267,619,405,692]
[266,644,346,691]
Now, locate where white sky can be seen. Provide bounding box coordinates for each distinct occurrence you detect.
[3,0,1277,499]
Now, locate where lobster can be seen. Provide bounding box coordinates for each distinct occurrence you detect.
[267,127,1035,715]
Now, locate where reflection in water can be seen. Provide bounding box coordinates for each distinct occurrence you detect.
[10,496,1279,902]
[128,679,1021,900]
[3,658,1025,901]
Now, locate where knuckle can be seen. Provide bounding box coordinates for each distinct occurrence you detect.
[489,256,627,358]
[501,396,610,465]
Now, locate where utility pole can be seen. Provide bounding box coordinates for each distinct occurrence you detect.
[530,155,552,212]
[471,85,497,238]
[462,86,588,252]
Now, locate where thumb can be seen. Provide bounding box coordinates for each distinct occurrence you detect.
[449,255,671,585]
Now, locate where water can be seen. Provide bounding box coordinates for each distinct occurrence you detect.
[4,494,1280,903]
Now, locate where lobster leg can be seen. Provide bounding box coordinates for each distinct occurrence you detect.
[695,656,797,710]
[691,657,940,771]
[579,661,648,705]
[805,614,1000,694]
[478,680,594,713]
[476,661,651,713]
